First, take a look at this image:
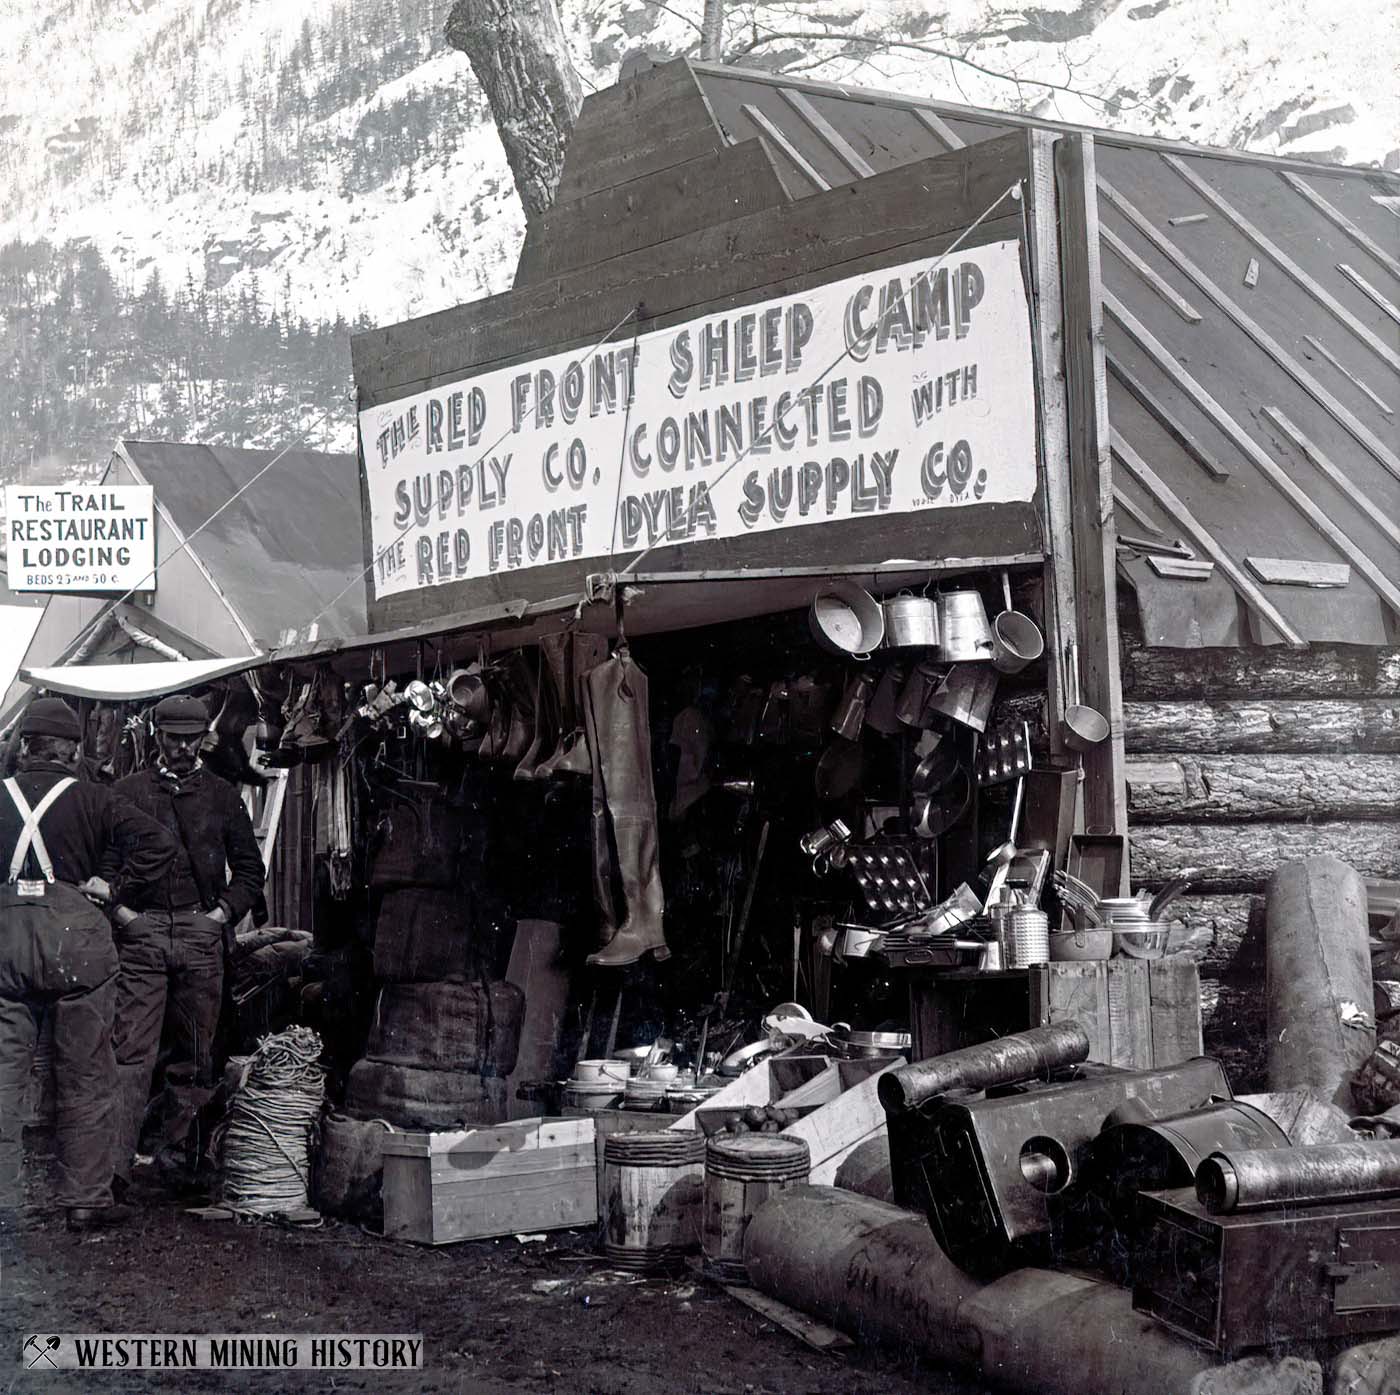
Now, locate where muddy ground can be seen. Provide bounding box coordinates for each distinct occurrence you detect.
[2,1138,986,1394]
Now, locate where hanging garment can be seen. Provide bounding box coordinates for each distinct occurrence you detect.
[582,646,668,967]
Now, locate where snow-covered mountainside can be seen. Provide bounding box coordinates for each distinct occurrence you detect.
[4,0,1395,327]
[0,0,1395,472]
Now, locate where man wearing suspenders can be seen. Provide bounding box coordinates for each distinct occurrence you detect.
[0,698,176,1231]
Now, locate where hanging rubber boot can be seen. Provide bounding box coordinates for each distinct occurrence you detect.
[550,634,609,778]
[514,644,554,781]
[582,650,620,938]
[583,647,669,967]
[529,632,573,780]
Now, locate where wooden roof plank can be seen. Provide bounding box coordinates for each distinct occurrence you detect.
[739,103,832,191]
[1302,335,1394,416]
[1108,427,1306,648]
[1159,153,1400,376]
[1099,175,1400,484]
[1106,355,1230,479]
[1337,263,1400,327]
[1282,171,1400,282]
[1100,225,1203,323]
[1106,289,1400,622]
[778,88,876,178]
[911,107,966,152]
[1113,484,1165,537]
[1260,406,1400,551]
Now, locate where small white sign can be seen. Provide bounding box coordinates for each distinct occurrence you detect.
[359,239,1037,599]
[4,485,156,593]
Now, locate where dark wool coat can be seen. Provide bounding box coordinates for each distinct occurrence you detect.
[106,766,265,923]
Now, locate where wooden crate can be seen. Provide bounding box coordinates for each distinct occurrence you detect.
[381,1116,596,1245]
[1029,958,1203,1068]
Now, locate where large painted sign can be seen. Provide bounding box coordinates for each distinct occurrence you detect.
[4,485,156,593]
[360,240,1036,599]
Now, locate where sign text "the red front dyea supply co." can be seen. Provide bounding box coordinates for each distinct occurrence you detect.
[359,240,1035,599]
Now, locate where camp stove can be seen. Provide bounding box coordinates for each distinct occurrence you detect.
[1134,1189,1400,1355]
[887,1056,1232,1276]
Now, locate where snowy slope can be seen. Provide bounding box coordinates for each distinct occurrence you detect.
[1,0,1396,332]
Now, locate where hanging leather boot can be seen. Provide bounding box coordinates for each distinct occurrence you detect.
[583,647,669,967]
[514,645,554,781]
[550,634,609,778]
[527,632,572,780]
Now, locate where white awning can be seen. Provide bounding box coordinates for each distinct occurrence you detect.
[21,654,266,701]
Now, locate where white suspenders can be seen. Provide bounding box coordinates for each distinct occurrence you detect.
[4,777,77,884]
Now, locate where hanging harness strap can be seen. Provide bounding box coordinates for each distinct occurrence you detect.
[4,777,77,884]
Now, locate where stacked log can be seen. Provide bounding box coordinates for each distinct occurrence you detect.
[1122,643,1400,1091]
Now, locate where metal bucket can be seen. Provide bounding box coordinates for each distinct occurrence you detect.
[990,611,1044,674]
[937,591,993,662]
[809,582,885,661]
[881,593,940,649]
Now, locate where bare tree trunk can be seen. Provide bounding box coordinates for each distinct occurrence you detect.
[700,0,724,61]
[445,0,583,220]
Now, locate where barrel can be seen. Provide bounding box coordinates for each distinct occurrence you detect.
[600,1130,706,1273]
[702,1133,811,1284]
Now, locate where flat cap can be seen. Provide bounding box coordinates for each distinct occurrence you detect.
[20,697,83,741]
[152,694,209,734]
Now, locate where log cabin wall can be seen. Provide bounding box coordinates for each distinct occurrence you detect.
[1122,636,1400,1089]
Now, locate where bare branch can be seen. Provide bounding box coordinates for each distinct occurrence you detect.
[722,27,1147,111]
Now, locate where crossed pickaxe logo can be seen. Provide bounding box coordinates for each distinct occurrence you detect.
[24,1335,61,1368]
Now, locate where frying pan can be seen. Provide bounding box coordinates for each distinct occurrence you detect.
[911,736,960,797]
[914,765,972,838]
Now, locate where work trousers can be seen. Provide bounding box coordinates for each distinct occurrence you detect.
[0,882,120,1209]
[112,909,224,1181]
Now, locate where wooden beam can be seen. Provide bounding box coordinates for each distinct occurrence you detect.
[1099,175,1400,478]
[1056,133,1127,840]
[1259,406,1400,551]
[1130,820,1400,891]
[1301,335,1393,416]
[740,103,832,191]
[1125,700,1400,754]
[1120,643,1400,699]
[1337,262,1400,326]
[1099,224,1203,323]
[1113,484,1164,536]
[1106,355,1230,480]
[1108,426,1306,648]
[1026,130,1075,760]
[514,138,792,288]
[778,87,876,177]
[1104,292,1400,622]
[1280,171,1400,281]
[1126,752,1400,820]
[354,132,1032,396]
[1163,153,1400,377]
[911,106,966,152]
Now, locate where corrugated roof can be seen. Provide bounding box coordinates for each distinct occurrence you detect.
[690,62,1400,648]
[117,440,366,649]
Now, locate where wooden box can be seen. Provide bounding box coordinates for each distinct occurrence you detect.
[381,1116,596,1245]
[1030,957,1203,1069]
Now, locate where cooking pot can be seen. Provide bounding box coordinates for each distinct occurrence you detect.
[937,590,994,662]
[446,666,490,720]
[882,592,940,649]
[809,581,885,660]
[990,611,1045,674]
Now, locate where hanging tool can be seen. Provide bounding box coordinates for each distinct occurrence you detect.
[720,818,771,1005]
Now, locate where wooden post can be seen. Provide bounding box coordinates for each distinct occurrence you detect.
[1055,133,1128,847]
[1025,131,1076,761]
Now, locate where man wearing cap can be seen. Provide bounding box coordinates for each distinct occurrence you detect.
[107,694,266,1194]
[0,697,176,1231]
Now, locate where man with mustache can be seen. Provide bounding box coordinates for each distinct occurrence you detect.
[106,694,266,1197]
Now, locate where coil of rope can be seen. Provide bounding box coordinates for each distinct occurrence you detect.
[218,1025,326,1219]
